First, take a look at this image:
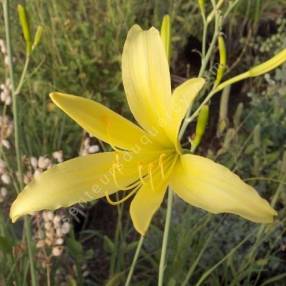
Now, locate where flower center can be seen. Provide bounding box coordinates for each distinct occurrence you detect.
[105,151,178,205]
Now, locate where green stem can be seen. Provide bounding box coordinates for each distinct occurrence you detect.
[125,235,144,286]
[179,12,221,140]
[109,194,123,276]
[158,188,173,286]
[3,1,36,285]
[15,56,30,96]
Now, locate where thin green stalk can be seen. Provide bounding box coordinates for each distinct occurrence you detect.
[109,194,124,277]
[125,235,144,286]
[179,5,221,140]
[158,188,173,286]
[3,1,36,285]
[15,56,30,96]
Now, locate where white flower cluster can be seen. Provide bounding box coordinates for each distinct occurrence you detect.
[35,211,71,258]
[79,136,99,156]
[22,151,69,260]
[24,151,63,184]
[0,79,12,106]
[0,159,10,203]
[0,39,9,67]
[0,115,13,149]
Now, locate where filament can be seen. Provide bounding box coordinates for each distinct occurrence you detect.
[111,163,139,191]
[148,163,155,191]
[105,185,140,206]
[138,163,146,184]
[159,153,166,178]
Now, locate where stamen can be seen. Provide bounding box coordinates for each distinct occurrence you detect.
[105,185,140,206]
[159,153,166,178]
[112,163,139,191]
[138,163,146,184]
[148,163,155,191]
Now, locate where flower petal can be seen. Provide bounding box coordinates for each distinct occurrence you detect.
[170,154,277,223]
[167,78,205,147]
[10,152,149,222]
[122,25,172,146]
[130,176,167,235]
[50,92,155,151]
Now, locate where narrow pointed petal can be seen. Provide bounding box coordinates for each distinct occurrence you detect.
[130,176,167,235]
[10,152,143,222]
[167,78,205,146]
[122,25,172,146]
[50,92,155,151]
[170,154,277,223]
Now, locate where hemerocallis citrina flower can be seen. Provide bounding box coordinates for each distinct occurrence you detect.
[10,25,277,235]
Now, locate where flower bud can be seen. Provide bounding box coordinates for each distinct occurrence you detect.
[160,15,171,62]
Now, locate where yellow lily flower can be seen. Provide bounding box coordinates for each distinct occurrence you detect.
[10,25,277,235]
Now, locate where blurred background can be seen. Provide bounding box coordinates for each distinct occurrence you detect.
[0,0,286,285]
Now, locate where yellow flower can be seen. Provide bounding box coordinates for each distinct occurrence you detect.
[10,25,277,235]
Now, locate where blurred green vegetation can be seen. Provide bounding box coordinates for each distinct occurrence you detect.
[0,0,286,285]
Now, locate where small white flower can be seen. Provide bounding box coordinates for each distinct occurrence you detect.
[1,187,7,197]
[1,173,10,185]
[34,169,42,178]
[88,145,99,153]
[53,215,61,226]
[55,238,64,245]
[38,156,51,169]
[52,151,63,163]
[30,157,38,169]
[1,139,10,149]
[61,222,70,234]
[52,246,63,256]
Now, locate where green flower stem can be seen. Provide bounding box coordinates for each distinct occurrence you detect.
[179,0,241,140]
[15,55,30,96]
[179,10,221,140]
[125,235,144,286]
[3,1,36,285]
[158,188,173,286]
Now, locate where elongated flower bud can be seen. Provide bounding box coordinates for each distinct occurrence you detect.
[214,48,286,94]
[32,26,44,51]
[215,35,227,86]
[191,105,209,152]
[198,0,205,14]
[17,5,32,54]
[160,15,171,62]
[249,49,286,77]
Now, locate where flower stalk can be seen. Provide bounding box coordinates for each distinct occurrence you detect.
[125,235,144,286]
[3,1,36,284]
[158,188,173,286]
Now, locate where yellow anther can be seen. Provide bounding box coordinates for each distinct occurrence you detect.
[148,163,155,191]
[159,153,166,178]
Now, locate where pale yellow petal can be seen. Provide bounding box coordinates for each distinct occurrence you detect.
[170,154,277,223]
[130,178,167,235]
[166,78,205,147]
[10,152,149,222]
[50,92,156,151]
[122,25,172,147]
